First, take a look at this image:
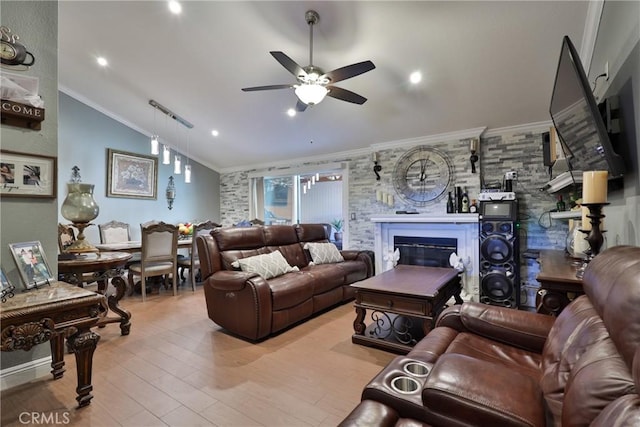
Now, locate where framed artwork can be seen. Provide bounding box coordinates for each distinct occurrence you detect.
[107,149,157,199]
[0,150,57,198]
[8,241,54,289]
[1,268,16,302]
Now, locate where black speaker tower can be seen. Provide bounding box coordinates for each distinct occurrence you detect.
[479,200,520,308]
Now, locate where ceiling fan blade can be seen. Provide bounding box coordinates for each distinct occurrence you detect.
[326,86,368,105]
[295,100,308,112]
[270,51,306,78]
[241,84,294,92]
[322,60,375,83]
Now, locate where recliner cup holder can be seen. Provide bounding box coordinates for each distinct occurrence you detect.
[390,376,420,394]
[403,361,431,377]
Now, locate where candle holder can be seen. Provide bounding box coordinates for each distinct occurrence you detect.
[576,202,608,279]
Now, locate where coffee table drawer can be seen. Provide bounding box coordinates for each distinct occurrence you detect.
[357,291,427,316]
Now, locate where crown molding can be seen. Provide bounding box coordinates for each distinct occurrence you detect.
[370,127,487,151]
[481,120,553,138]
[580,0,604,74]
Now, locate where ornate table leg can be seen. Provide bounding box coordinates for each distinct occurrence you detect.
[67,328,100,408]
[50,332,66,379]
[109,276,132,335]
[353,306,366,336]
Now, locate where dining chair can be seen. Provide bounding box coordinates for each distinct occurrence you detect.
[98,220,141,267]
[127,221,179,302]
[177,220,220,291]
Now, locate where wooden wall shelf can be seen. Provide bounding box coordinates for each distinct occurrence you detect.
[1,99,45,130]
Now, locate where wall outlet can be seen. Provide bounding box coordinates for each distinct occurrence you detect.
[350,213,356,220]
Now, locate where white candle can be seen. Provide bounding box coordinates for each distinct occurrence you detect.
[387,194,394,206]
[376,190,383,201]
[582,171,608,203]
[372,152,378,162]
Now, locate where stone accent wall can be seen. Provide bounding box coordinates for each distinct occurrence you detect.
[220,126,572,308]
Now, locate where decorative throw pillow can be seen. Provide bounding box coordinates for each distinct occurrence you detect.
[231,250,298,279]
[304,242,344,265]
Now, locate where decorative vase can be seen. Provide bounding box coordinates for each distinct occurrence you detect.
[61,183,99,252]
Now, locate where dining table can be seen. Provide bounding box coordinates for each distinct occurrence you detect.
[94,237,192,253]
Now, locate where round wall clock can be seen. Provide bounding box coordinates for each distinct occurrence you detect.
[392,146,453,205]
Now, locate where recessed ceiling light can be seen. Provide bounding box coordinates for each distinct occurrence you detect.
[409,71,422,84]
[211,130,219,137]
[96,57,108,67]
[168,1,182,14]
[287,108,296,117]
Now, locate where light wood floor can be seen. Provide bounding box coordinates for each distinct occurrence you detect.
[1,281,395,426]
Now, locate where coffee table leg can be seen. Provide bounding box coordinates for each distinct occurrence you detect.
[353,306,366,336]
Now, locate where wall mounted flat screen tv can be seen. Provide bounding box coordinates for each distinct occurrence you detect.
[549,35,625,178]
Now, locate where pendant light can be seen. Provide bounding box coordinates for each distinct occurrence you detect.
[184,127,192,183]
[162,145,171,164]
[150,105,159,155]
[174,155,181,174]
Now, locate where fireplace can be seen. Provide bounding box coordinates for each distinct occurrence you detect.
[394,236,457,268]
[372,214,480,302]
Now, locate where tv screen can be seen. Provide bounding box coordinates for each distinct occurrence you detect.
[549,35,625,178]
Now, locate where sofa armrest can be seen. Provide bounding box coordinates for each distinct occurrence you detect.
[341,250,375,277]
[207,270,258,292]
[423,353,544,427]
[435,302,555,353]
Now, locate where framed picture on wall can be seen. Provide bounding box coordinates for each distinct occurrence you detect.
[0,150,57,198]
[8,241,54,289]
[107,149,158,199]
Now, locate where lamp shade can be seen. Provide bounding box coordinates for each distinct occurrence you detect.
[151,135,159,155]
[184,164,191,183]
[174,155,181,174]
[295,84,328,105]
[162,145,171,165]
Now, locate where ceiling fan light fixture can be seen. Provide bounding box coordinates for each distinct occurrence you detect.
[295,84,328,105]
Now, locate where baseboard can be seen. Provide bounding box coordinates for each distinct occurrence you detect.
[0,356,52,391]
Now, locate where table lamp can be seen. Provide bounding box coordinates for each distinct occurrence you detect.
[61,166,99,253]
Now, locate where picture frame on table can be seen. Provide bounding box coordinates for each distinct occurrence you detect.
[1,267,16,302]
[8,241,54,289]
[0,150,57,198]
[107,148,158,199]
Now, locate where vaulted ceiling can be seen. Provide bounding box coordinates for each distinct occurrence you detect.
[58,1,590,172]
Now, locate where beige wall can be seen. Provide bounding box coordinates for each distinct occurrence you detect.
[0,1,59,371]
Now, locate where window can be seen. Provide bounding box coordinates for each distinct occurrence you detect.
[249,165,347,238]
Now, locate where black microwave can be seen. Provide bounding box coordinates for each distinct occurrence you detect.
[479,200,518,221]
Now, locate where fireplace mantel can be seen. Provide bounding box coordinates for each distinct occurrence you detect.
[371,214,479,224]
[371,214,480,301]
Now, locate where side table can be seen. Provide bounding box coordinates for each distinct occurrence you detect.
[58,252,132,335]
[1,282,105,407]
[536,249,584,316]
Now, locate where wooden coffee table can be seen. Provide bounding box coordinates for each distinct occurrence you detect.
[352,265,462,354]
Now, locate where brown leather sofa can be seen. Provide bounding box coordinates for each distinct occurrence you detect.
[340,245,640,426]
[197,223,373,341]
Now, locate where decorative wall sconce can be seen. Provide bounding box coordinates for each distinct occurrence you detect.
[166,176,176,210]
[469,138,479,174]
[373,152,382,180]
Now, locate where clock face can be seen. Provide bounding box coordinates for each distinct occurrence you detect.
[0,41,16,60]
[393,146,452,205]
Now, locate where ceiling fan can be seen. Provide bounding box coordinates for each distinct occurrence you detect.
[241,10,375,112]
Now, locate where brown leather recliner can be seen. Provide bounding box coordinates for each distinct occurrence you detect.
[197,223,374,341]
[340,245,640,426]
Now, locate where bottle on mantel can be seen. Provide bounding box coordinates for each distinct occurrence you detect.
[461,191,470,213]
[557,194,566,212]
[446,192,455,213]
[469,199,478,213]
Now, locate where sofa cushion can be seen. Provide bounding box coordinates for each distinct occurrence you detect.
[304,242,344,264]
[231,250,298,279]
[302,263,344,294]
[269,271,315,310]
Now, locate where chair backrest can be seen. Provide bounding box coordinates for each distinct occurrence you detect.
[192,220,221,256]
[140,221,178,263]
[99,220,132,244]
[57,223,76,252]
